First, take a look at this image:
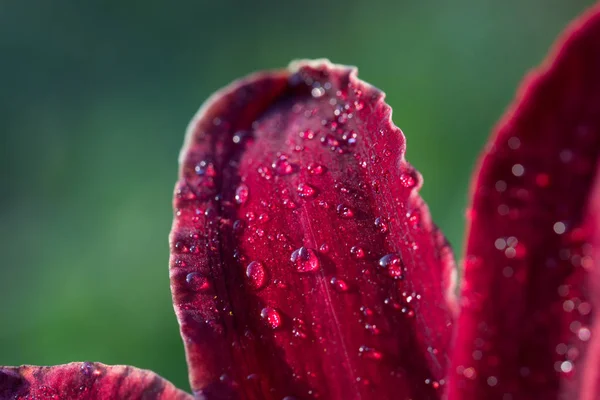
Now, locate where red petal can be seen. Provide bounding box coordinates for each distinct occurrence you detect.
[170,60,456,399]
[0,362,191,399]
[449,5,600,399]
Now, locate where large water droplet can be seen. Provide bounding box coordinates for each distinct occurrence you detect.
[235,184,249,205]
[260,307,282,329]
[186,272,210,291]
[246,261,267,290]
[290,247,320,273]
[378,253,405,279]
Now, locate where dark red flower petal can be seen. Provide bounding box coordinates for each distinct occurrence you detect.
[0,362,191,399]
[170,60,456,399]
[449,5,600,399]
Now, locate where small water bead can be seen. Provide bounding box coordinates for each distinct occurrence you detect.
[378,254,405,279]
[400,172,417,188]
[273,155,297,176]
[358,345,383,360]
[195,160,216,177]
[508,136,521,150]
[319,243,330,253]
[235,184,249,205]
[512,164,525,177]
[186,272,210,292]
[260,307,282,329]
[374,217,388,233]
[350,246,365,259]
[232,130,253,145]
[291,247,320,273]
[174,241,189,253]
[330,277,349,292]
[297,183,317,198]
[336,204,355,218]
[311,87,325,98]
[299,129,315,140]
[257,164,273,180]
[246,261,267,290]
[307,163,326,175]
[553,221,567,235]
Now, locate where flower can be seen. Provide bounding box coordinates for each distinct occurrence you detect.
[2,4,600,400]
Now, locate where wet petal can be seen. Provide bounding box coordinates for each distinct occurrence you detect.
[170,59,456,399]
[0,362,191,399]
[449,5,600,399]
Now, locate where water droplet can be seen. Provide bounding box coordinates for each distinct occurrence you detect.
[378,253,404,279]
[508,136,521,150]
[282,198,298,209]
[553,221,566,235]
[235,184,249,205]
[512,164,525,177]
[257,164,273,180]
[319,243,330,253]
[186,272,210,291]
[400,172,416,188]
[273,155,297,176]
[311,87,325,98]
[351,246,365,259]
[290,247,320,273]
[297,183,317,198]
[374,217,388,233]
[358,345,383,360]
[260,307,282,329]
[307,163,326,175]
[330,277,349,292]
[336,204,355,218]
[195,160,216,177]
[246,261,267,290]
[299,129,315,140]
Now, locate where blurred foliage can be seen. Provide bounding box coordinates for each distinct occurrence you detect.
[0,0,594,391]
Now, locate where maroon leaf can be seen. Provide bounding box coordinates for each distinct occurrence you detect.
[0,362,191,399]
[170,60,456,399]
[448,5,600,399]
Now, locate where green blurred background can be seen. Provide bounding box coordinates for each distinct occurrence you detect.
[0,0,595,391]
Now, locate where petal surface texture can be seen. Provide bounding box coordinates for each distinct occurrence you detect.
[449,5,600,400]
[170,60,456,400]
[0,362,191,399]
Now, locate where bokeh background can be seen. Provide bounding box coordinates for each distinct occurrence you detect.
[1,0,595,391]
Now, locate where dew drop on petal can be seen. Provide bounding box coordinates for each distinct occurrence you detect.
[374,217,388,233]
[400,172,417,188]
[351,246,365,259]
[246,261,267,290]
[291,247,320,273]
[186,272,210,291]
[297,182,317,198]
[358,345,383,360]
[378,253,405,279]
[330,277,349,292]
[336,204,355,218]
[235,184,249,205]
[273,155,297,176]
[307,163,326,175]
[260,307,282,329]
